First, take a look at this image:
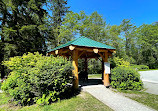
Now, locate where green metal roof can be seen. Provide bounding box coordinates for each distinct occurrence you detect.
[48,37,115,52]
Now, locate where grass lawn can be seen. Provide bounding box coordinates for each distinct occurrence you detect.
[0,91,113,111]
[88,74,102,78]
[115,90,158,110]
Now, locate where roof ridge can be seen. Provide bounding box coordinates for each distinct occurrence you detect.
[47,36,115,52]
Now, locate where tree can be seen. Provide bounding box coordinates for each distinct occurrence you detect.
[0,0,48,78]
[121,19,136,57]
[47,0,69,48]
[107,25,126,58]
[136,23,158,68]
[0,0,11,78]
[59,11,107,42]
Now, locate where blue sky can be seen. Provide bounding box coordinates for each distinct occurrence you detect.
[67,0,158,26]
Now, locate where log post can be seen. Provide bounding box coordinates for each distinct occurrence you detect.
[72,49,79,89]
[102,59,104,80]
[103,51,110,87]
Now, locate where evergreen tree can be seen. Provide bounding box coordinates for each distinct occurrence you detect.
[0,0,10,78]
[47,0,69,47]
[0,0,47,78]
[136,23,158,68]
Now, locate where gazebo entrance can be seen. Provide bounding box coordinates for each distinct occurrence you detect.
[47,37,115,89]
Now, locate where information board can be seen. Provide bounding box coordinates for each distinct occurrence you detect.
[104,62,110,74]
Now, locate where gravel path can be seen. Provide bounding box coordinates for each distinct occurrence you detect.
[143,81,158,95]
[82,85,155,111]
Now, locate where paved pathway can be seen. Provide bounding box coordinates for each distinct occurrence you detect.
[82,85,155,111]
[139,70,158,95]
[139,70,158,83]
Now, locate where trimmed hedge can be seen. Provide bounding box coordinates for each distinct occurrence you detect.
[1,52,73,105]
[111,67,143,90]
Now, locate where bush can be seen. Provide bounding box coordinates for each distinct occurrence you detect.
[0,82,1,89]
[111,67,143,90]
[113,57,130,67]
[130,65,149,70]
[1,52,73,105]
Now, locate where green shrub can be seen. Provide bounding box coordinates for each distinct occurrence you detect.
[111,67,143,90]
[1,52,72,105]
[130,65,149,70]
[113,57,130,67]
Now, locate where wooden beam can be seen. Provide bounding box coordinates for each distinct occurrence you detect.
[108,52,112,57]
[47,51,55,56]
[59,49,69,54]
[78,51,86,58]
[72,49,79,89]
[108,49,116,52]
[102,59,104,80]
[98,52,105,61]
[97,57,102,62]
[75,47,108,52]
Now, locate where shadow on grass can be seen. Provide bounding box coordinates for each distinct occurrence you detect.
[59,86,81,100]
[60,78,103,101]
[0,79,104,106]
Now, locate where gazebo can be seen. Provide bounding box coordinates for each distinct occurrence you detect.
[47,37,116,89]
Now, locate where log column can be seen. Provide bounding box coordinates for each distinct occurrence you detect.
[102,59,104,80]
[103,51,110,87]
[72,49,79,89]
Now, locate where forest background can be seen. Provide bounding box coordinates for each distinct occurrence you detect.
[0,0,158,78]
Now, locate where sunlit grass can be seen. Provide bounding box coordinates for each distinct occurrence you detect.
[116,90,158,110]
[88,74,102,78]
[0,92,113,111]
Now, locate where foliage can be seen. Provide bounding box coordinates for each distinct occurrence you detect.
[130,65,149,70]
[78,59,102,74]
[0,0,48,78]
[136,23,158,69]
[107,25,126,58]
[111,67,143,90]
[1,52,73,105]
[0,93,11,106]
[47,0,69,48]
[1,0,158,80]
[59,11,107,42]
[113,57,130,67]
[0,82,1,89]
[88,59,102,74]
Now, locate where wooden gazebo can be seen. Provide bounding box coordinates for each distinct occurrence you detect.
[47,37,116,89]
